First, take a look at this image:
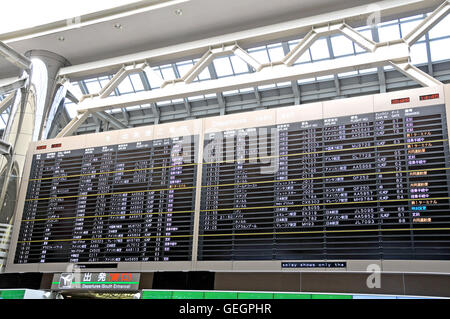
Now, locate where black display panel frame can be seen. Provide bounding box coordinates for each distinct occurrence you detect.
[198,104,450,262]
[7,87,450,274]
[7,127,201,272]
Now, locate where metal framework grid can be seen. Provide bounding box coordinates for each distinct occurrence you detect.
[16,1,450,138]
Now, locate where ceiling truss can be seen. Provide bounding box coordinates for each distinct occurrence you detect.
[53,0,450,137]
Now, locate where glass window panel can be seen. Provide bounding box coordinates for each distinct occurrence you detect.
[400,19,423,39]
[310,38,330,60]
[379,19,398,27]
[288,42,298,51]
[0,110,9,126]
[84,80,101,94]
[338,71,358,78]
[378,24,401,42]
[357,28,373,41]
[156,100,171,106]
[289,39,312,64]
[239,87,254,93]
[428,15,450,39]
[160,65,176,80]
[126,105,141,111]
[331,35,354,56]
[359,68,378,74]
[223,89,239,96]
[117,76,134,94]
[258,84,276,90]
[410,42,428,65]
[384,65,395,71]
[70,82,83,98]
[204,93,216,99]
[248,48,270,64]
[354,42,368,54]
[129,73,144,91]
[172,98,184,103]
[267,45,285,61]
[213,57,234,77]
[400,14,425,22]
[0,115,7,127]
[65,102,77,118]
[229,55,250,74]
[288,39,300,47]
[176,61,194,77]
[316,75,334,81]
[297,78,315,84]
[98,81,115,96]
[430,38,450,61]
[276,81,291,87]
[188,95,205,101]
[294,50,311,64]
[98,77,110,88]
[197,67,211,80]
[146,68,163,88]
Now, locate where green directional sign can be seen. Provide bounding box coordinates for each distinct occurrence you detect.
[51,272,140,291]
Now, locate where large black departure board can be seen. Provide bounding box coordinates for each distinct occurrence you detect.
[198,105,450,261]
[14,135,198,264]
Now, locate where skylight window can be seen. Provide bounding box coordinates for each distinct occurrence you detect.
[359,68,377,74]
[331,35,355,57]
[84,79,101,94]
[309,38,330,60]
[146,67,164,89]
[428,15,450,39]
[410,43,428,65]
[176,61,194,78]
[129,73,144,91]
[400,19,425,39]
[65,101,78,118]
[61,10,450,126]
[159,65,176,81]
[430,38,450,61]
[116,76,134,94]
[248,47,270,64]
[229,55,250,74]
[197,67,211,81]
[378,24,401,42]
[267,44,285,62]
[213,57,234,77]
[338,71,358,78]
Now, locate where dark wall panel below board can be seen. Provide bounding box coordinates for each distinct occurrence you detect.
[214,272,450,297]
[214,273,301,292]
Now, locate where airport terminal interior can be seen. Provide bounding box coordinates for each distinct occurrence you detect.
[1,0,450,299]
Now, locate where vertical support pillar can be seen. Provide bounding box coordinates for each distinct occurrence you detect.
[0,51,70,271]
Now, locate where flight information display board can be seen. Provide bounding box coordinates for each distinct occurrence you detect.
[14,135,199,264]
[198,104,450,261]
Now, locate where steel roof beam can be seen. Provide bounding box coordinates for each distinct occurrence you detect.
[0,76,27,95]
[77,42,410,112]
[92,111,128,130]
[404,0,450,45]
[0,41,31,71]
[0,93,15,114]
[57,0,441,79]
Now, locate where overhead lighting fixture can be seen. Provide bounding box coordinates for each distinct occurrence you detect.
[58,36,65,41]
[175,9,183,16]
[114,23,123,30]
